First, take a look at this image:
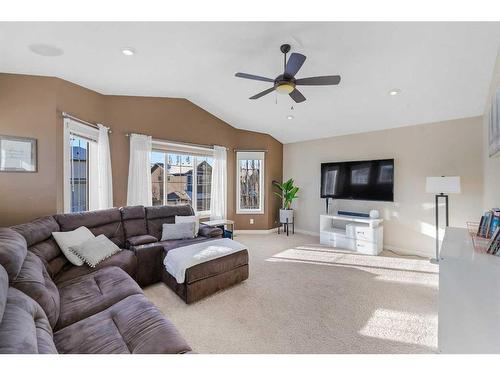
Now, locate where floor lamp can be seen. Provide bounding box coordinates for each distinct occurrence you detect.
[425,176,461,264]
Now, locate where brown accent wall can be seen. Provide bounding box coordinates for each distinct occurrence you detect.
[0,73,283,229]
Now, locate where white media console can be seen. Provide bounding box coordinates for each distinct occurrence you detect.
[319,214,384,255]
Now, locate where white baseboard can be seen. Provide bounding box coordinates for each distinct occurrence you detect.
[294,228,320,237]
[383,244,432,259]
[234,228,279,234]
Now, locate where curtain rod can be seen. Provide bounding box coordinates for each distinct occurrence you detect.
[125,133,229,151]
[61,112,111,133]
[234,149,268,152]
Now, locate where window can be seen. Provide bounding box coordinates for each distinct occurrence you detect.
[236,151,265,214]
[63,118,99,213]
[150,149,213,216]
[69,135,89,212]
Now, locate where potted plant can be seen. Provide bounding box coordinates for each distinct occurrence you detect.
[273,179,299,225]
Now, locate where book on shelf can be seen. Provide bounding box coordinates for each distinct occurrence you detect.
[482,211,492,237]
[477,209,500,238]
[476,208,500,255]
[477,215,486,236]
[488,226,500,254]
[491,210,500,236]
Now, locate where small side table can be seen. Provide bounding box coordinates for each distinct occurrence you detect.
[203,219,235,239]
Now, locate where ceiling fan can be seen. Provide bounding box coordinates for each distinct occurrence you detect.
[235,44,341,103]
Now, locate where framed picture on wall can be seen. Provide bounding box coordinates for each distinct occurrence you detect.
[0,135,37,172]
[489,86,500,157]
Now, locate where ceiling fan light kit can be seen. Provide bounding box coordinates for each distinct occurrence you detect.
[276,82,295,94]
[235,44,341,103]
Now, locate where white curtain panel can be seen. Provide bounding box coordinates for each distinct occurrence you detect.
[127,133,152,206]
[87,124,113,211]
[96,124,114,209]
[210,145,227,219]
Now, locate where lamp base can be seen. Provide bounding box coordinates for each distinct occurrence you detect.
[430,258,439,264]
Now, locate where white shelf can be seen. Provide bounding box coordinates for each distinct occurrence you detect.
[319,213,384,255]
[321,227,347,235]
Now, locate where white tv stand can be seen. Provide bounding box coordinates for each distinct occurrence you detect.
[320,214,384,255]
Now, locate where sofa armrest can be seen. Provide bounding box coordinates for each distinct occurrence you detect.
[198,224,223,238]
[127,234,158,248]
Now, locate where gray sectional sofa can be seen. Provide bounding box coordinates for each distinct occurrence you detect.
[0,204,245,354]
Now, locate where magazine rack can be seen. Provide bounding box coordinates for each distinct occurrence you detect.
[466,222,500,254]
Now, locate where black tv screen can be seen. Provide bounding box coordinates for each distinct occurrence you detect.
[320,159,394,202]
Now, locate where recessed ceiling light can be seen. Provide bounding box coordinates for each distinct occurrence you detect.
[29,44,64,57]
[121,48,135,56]
[389,89,401,96]
[287,115,294,120]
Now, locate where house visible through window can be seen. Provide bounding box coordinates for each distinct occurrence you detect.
[150,150,213,215]
[69,135,89,212]
[236,151,265,214]
[63,118,99,213]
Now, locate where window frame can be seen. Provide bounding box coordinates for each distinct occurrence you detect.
[63,118,99,213]
[151,143,214,218]
[236,151,265,215]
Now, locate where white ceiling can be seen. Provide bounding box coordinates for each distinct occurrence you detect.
[1,22,500,143]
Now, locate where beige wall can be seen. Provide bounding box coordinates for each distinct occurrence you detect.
[284,117,484,257]
[483,49,500,210]
[0,73,283,229]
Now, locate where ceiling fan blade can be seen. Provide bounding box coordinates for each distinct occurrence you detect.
[295,75,341,86]
[289,89,306,103]
[249,87,276,99]
[235,72,274,83]
[285,53,306,77]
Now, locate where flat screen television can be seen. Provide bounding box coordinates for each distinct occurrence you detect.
[320,159,394,202]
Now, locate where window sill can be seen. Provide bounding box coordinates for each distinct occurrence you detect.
[236,210,265,215]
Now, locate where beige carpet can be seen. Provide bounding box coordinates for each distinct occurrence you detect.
[144,233,438,354]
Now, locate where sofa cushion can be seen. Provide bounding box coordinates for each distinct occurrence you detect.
[127,234,158,247]
[54,249,137,284]
[11,215,60,247]
[120,205,148,238]
[56,267,142,330]
[0,287,57,354]
[0,265,8,321]
[132,236,214,254]
[0,228,28,281]
[12,216,67,278]
[54,294,191,354]
[11,252,60,328]
[198,224,224,238]
[145,205,194,240]
[54,208,125,248]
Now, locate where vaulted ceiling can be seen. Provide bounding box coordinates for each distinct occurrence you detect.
[1,22,499,143]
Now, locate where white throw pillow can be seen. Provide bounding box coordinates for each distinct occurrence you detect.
[69,234,121,268]
[161,222,196,241]
[175,215,199,237]
[52,226,95,266]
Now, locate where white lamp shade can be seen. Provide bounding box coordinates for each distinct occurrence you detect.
[425,176,461,194]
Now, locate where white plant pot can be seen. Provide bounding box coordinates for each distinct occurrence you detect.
[279,209,294,224]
